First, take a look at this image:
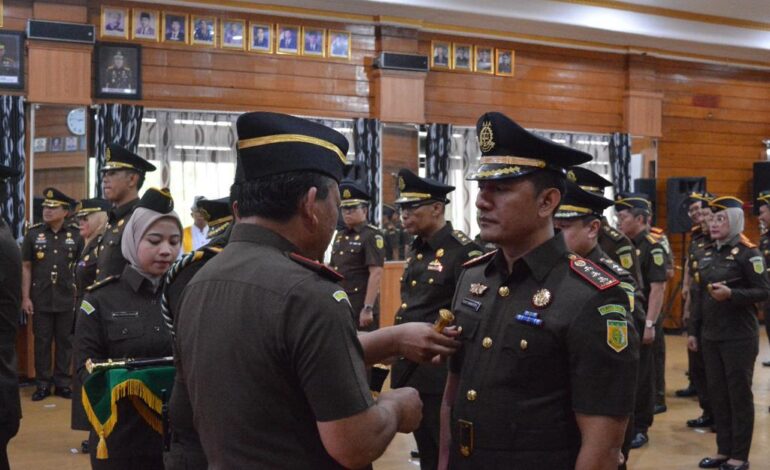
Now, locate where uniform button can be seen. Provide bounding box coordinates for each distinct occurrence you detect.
[121,328,128,335]
[428,278,434,284]
[416,253,423,260]
[339,251,344,255]
[354,287,359,292]
[96,269,100,274]
[411,280,417,287]
[334,266,338,270]
[401,303,407,309]
[466,389,477,401]
[54,235,58,240]
[154,326,161,332]
[53,264,57,269]
[520,339,528,350]
[53,249,58,254]
[399,277,403,282]
[482,337,493,349]
[498,286,509,297]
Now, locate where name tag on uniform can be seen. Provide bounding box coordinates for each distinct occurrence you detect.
[461,298,482,312]
[111,311,139,318]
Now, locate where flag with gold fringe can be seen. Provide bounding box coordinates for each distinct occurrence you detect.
[82,366,175,459]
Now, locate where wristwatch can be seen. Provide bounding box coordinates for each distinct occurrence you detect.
[645,320,654,329]
[363,304,374,311]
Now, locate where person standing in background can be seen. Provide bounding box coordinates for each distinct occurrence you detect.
[756,190,770,368]
[182,196,208,254]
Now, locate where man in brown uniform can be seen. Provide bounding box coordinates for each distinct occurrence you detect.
[331,180,385,331]
[96,144,156,280]
[439,113,638,469]
[392,168,482,470]
[175,112,423,469]
[21,188,83,400]
[756,190,770,367]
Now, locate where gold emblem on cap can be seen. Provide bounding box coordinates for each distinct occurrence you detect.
[343,189,352,199]
[532,288,552,308]
[479,121,495,153]
[398,176,406,191]
[731,247,739,255]
[567,170,577,182]
[106,147,111,161]
[46,190,53,198]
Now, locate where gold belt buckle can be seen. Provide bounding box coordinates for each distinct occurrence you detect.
[458,419,473,457]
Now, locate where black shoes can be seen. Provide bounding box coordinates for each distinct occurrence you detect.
[410,450,420,459]
[81,440,89,454]
[762,360,770,367]
[720,462,749,470]
[31,387,51,401]
[699,457,728,468]
[630,432,648,449]
[676,384,698,397]
[654,404,668,414]
[687,415,714,428]
[54,386,72,399]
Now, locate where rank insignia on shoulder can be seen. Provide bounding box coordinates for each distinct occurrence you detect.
[600,257,628,276]
[469,283,488,296]
[85,275,120,292]
[569,258,620,290]
[80,300,95,316]
[467,250,483,258]
[375,234,384,249]
[740,234,756,248]
[332,290,351,307]
[750,256,765,274]
[603,225,623,241]
[462,249,497,268]
[607,320,629,353]
[598,304,627,317]
[451,230,472,246]
[289,252,344,282]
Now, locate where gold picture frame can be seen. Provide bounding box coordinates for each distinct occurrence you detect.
[474,46,494,74]
[430,40,451,69]
[101,6,129,40]
[221,19,246,50]
[276,24,300,55]
[248,22,273,53]
[327,30,351,60]
[162,12,189,44]
[131,8,159,42]
[452,43,473,71]
[495,48,515,76]
[190,15,217,47]
[301,27,326,57]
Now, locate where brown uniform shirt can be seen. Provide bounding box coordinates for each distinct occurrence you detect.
[0,218,21,424]
[96,198,138,281]
[21,222,82,312]
[175,224,373,469]
[599,220,644,291]
[632,230,668,304]
[330,223,385,318]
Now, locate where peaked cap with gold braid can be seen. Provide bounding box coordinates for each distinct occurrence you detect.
[614,192,652,214]
[339,180,371,207]
[709,195,743,212]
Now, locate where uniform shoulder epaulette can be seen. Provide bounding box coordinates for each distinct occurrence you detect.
[691,225,702,234]
[367,223,380,232]
[598,256,629,278]
[650,226,665,235]
[568,256,620,290]
[85,275,120,292]
[602,224,624,241]
[289,252,344,282]
[451,230,472,246]
[462,249,497,268]
[740,234,757,248]
[27,222,43,230]
[646,233,660,245]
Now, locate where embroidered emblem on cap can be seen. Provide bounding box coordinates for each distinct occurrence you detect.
[106,147,111,161]
[398,176,406,191]
[479,120,495,152]
[46,190,53,198]
[343,189,351,199]
[567,170,577,182]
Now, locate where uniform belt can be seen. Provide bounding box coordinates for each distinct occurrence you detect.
[456,419,579,454]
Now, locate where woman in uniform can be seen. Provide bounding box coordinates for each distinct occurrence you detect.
[71,198,111,451]
[689,196,770,470]
[75,188,181,470]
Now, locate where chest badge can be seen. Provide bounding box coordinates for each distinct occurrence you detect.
[36,251,45,260]
[428,259,444,272]
[731,247,740,256]
[355,234,360,241]
[436,248,445,258]
[469,283,488,296]
[117,219,125,227]
[532,288,552,308]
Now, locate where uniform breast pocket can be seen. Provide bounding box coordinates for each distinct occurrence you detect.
[502,324,563,390]
[418,270,449,287]
[107,316,144,342]
[455,312,481,344]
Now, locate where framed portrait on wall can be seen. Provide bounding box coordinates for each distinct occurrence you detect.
[50,137,63,153]
[327,30,351,60]
[474,46,494,74]
[495,49,514,76]
[162,12,188,44]
[95,43,142,100]
[191,15,216,46]
[453,43,472,71]
[33,138,47,153]
[276,24,300,55]
[65,136,78,152]
[431,41,451,69]
[0,31,24,89]
[302,28,325,57]
[132,9,159,41]
[222,19,246,50]
[100,6,129,39]
[249,23,272,53]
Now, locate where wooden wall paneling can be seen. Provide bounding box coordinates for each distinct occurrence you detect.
[28,42,92,105]
[32,1,87,23]
[380,262,406,328]
[372,69,426,123]
[3,0,34,31]
[381,124,418,205]
[33,168,87,201]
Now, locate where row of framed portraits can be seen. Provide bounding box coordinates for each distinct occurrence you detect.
[99,6,353,59]
[33,136,88,153]
[430,41,515,76]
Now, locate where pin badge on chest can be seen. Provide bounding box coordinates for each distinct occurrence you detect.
[118,219,125,227]
[436,248,445,258]
[428,259,444,272]
[532,288,552,308]
[469,283,488,296]
[731,247,739,256]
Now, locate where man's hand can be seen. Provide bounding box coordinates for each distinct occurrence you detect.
[709,283,731,301]
[394,323,461,363]
[378,387,423,433]
[687,335,698,352]
[642,326,655,345]
[22,298,33,316]
[359,308,374,328]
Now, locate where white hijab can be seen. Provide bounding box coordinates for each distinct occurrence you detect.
[715,207,744,249]
[121,207,181,284]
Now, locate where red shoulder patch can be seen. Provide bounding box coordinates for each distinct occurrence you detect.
[740,234,757,248]
[462,249,497,268]
[289,252,344,282]
[569,257,620,290]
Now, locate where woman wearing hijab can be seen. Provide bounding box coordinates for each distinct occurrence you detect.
[72,198,111,451]
[75,188,181,470]
[689,196,770,470]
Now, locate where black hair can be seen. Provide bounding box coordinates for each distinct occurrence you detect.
[526,169,566,197]
[629,207,650,224]
[135,171,146,190]
[140,12,150,20]
[233,171,334,222]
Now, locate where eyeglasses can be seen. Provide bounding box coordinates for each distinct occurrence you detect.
[712,214,729,224]
[399,202,433,214]
[340,206,364,213]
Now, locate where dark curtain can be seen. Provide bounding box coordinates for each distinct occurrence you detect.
[609,132,632,194]
[353,118,381,225]
[93,104,144,197]
[425,123,452,183]
[0,95,25,240]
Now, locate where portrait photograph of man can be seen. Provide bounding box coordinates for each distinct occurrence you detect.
[277,25,300,54]
[249,23,273,53]
[222,20,246,50]
[163,12,188,43]
[496,48,514,76]
[132,9,158,41]
[302,28,325,57]
[328,30,351,59]
[100,6,128,39]
[431,41,451,69]
[96,44,141,99]
[192,16,216,46]
[0,33,23,88]
[475,46,493,73]
[453,43,472,71]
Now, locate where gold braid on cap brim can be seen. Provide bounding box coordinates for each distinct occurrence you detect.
[42,199,71,207]
[614,197,651,210]
[76,207,105,217]
[709,196,743,211]
[396,192,432,200]
[479,156,546,167]
[579,185,603,192]
[340,199,369,207]
[757,193,770,205]
[101,161,136,171]
[208,215,233,227]
[238,134,347,164]
[556,204,594,215]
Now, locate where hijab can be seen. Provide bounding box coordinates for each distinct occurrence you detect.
[121,207,182,285]
[715,207,744,249]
